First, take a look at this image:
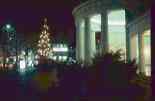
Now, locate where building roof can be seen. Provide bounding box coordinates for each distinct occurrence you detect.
[73,0,151,18]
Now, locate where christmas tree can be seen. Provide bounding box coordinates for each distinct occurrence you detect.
[37,18,52,59]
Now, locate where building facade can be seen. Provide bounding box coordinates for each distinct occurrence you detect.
[73,0,151,76]
[127,11,151,76]
[51,43,69,62]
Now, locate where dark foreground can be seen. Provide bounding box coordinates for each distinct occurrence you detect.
[0,53,151,101]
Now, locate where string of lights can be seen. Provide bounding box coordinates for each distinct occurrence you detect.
[37,18,52,58]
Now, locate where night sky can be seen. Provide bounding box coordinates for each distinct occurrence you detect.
[0,0,151,45]
[0,0,81,45]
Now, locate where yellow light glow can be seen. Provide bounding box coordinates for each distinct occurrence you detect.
[37,18,52,58]
[144,30,150,36]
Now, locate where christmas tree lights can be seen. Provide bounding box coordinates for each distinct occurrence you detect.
[37,18,52,59]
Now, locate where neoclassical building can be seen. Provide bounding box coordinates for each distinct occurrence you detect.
[72,0,151,76]
[127,11,151,76]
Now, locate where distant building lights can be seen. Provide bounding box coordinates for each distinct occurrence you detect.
[60,44,63,47]
[53,47,68,52]
[62,56,67,61]
[21,50,26,55]
[28,60,33,67]
[28,56,33,67]
[0,64,3,68]
[6,58,9,63]
[20,59,26,70]
[8,64,14,69]
[35,55,39,59]
[53,56,57,60]
[34,60,39,65]
[58,56,61,61]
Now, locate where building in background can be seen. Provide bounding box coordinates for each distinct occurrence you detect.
[50,43,69,62]
[0,23,17,69]
[73,0,151,76]
[51,43,76,64]
[0,23,36,71]
[51,31,76,63]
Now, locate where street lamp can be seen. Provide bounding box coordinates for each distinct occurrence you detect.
[6,24,11,29]
[1,24,12,68]
[1,23,17,70]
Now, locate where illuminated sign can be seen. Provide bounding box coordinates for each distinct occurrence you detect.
[53,47,68,52]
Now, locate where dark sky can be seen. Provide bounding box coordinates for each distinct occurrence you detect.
[0,0,152,45]
[0,0,81,45]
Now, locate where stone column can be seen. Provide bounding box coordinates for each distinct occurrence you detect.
[138,30,145,74]
[75,19,80,62]
[79,19,85,63]
[76,19,84,63]
[76,18,85,63]
[101,10,108,55]
[126,26,131,62]
[84,16,91,64]
[130,32,138,61]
